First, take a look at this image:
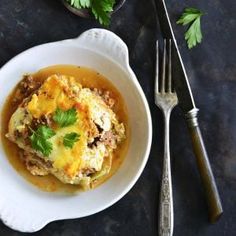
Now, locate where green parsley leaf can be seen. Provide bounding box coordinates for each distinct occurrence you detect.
[63,132,80,148]
[66,0,91,9]
[66,0,115,26]
[92,0,115,26]
[53,108,77,128]
[177,7,204,49]
[30,125,55,157]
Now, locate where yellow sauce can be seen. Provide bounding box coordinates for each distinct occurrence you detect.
[1,65,130,193]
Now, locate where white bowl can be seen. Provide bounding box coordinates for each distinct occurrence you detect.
[0,28,152,232]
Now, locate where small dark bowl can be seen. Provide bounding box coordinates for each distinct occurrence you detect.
[62,0,126,18]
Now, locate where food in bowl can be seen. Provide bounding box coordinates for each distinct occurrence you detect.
[1,65,129,192]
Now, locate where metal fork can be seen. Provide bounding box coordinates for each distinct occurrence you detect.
[155,39,178,236]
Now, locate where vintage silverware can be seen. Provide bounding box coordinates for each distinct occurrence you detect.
[155,39,177,236]
[154,0,223,222]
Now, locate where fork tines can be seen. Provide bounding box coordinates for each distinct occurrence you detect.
[155,39,173,94]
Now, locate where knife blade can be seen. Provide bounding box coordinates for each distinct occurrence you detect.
[154,0,223,223]
[154,0,196,113]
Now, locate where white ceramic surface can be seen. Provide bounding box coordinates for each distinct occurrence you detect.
[0,28,152,232]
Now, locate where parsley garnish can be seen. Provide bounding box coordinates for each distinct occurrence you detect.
[69,0,91,8]
[63,132,80,148]
[66,0,115,26]
[53,108,77,128]
[177,8,204,49]
[91,0,115,26]
[30,125,55,157]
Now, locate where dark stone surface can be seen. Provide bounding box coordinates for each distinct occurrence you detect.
[0,0,235,235]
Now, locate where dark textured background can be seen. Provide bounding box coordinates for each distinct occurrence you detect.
[0,0,236,235]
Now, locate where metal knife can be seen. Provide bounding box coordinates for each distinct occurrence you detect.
[154,0,223,223]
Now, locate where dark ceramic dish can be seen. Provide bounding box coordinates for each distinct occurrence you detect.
[62,0,126,18]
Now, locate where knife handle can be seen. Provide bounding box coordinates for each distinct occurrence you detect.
[186,108,223,223]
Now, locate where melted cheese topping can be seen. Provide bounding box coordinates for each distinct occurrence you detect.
[7,74,125,185]
[27,75,79,118]
[26,75,107,180]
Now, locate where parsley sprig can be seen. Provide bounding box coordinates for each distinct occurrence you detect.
[63,132,80,148]
[66,0,115,26]
[177,8,204,49]
[53,108,77,128]
[69,0,91,8]
[30,125,55,157]
[29,108,80,155]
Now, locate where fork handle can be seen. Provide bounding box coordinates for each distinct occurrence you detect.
[159,111,173,236]
[186,108,223,223]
